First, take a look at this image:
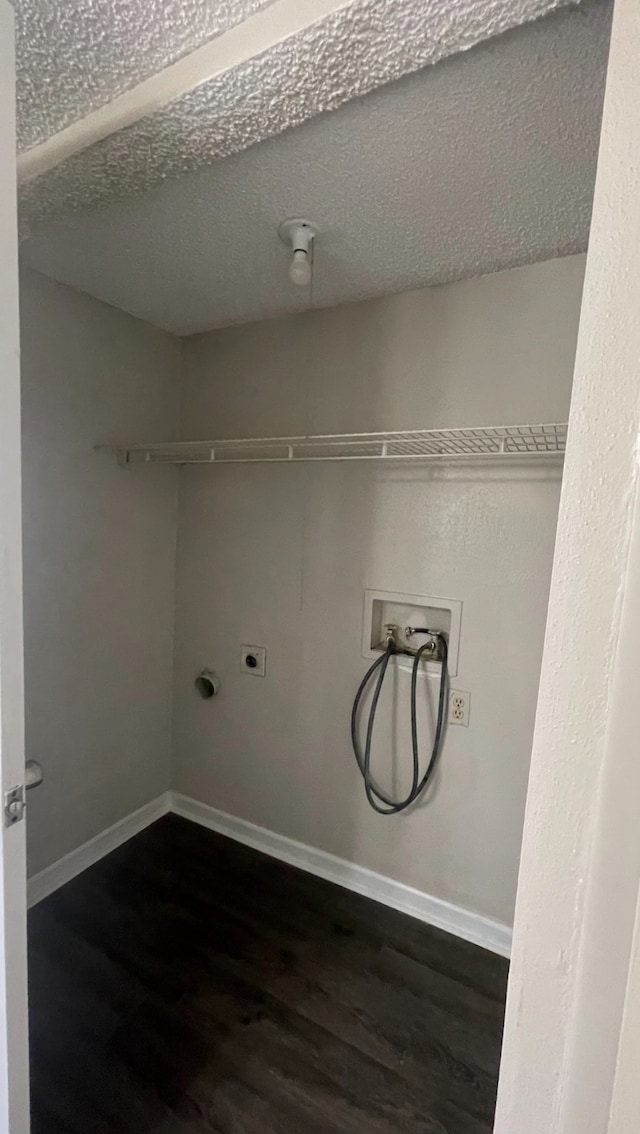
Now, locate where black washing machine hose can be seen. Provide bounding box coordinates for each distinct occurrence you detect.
[351,634,448,815]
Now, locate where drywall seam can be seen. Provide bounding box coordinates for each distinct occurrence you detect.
[19,0,580,224]
[170,793,513,956]
[26,793,172,907]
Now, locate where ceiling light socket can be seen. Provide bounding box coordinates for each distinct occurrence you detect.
[278,218,318,287]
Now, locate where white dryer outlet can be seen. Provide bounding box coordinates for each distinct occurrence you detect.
[240,645,267,677]
[448,690,470,726]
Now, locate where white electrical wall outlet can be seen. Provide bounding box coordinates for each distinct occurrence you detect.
[448,690,470,726]
[240,645,267,677]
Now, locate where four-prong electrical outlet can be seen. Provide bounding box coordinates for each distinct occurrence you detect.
[240,645,267,677]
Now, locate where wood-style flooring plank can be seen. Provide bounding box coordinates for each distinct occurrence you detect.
[28,814,508,1134]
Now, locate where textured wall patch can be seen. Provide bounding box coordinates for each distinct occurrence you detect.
[16,0,275,150]
[19,0,588,226]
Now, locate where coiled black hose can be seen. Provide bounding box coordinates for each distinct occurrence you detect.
[351,634,448,815]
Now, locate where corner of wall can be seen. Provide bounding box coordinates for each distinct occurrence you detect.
[168,328,190,793]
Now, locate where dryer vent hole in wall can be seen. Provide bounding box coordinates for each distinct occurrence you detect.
[195,670,221,699]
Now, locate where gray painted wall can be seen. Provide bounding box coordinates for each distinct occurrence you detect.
[19,256,585,928]
[20,268,179,875]
[172,256,585,926]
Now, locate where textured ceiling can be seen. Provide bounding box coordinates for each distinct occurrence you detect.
[21,0,610,335]
[15,0,274,150]
[19,0,581,227]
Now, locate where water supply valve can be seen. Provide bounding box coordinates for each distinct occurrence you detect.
[379,623,446,660]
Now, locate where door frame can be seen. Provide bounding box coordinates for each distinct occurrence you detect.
[495,1,640,1130]
[0,1,31,1129]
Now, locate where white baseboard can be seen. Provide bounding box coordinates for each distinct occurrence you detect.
[27,790,512,957]
[27,792,172,908]
[170,792,512,957]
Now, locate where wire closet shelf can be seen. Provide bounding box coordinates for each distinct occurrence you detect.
[106,424,568,467]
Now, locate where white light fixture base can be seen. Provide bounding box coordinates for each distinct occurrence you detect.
[278,218,318,287]
[278,218,317,248]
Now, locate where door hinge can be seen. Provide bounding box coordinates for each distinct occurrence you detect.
[4,785,25,827]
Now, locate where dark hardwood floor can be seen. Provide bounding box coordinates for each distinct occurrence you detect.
[28,814,507,1134]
